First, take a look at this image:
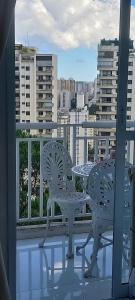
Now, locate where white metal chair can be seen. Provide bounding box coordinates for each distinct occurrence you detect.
[39,141,89,258]
[77,159,131,277]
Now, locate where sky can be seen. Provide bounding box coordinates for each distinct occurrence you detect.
[15,0,135,81]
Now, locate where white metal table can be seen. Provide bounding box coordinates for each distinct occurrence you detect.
[72,162,96,192]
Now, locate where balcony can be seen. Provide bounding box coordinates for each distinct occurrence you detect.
[16,121,134,225]
[16,121,133,300]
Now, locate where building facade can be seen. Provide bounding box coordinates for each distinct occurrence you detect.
[96,39,135,159]
[15,44,57,135]
[58,78,76,93]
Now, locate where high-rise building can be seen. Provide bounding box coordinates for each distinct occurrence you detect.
[69,108,96,164]
[15,44,57,135]
[96,39,135,159]
[58,78,76,93]
[58,90,75,111]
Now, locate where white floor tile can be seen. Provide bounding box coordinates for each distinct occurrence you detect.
[16,233,129,300]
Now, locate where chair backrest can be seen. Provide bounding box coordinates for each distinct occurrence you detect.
[41,141,73,194]
[87,159,131,213]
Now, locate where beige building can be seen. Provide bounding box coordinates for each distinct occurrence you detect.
[97,39,135,159]
[15,44,57,136]
[58,78,76,93]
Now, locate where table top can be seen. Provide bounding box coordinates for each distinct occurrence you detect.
[72,162,96,177]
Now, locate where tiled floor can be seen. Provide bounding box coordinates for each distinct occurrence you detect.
[16,233,129,300]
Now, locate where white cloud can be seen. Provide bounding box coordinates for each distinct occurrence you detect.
[15,0,135,50]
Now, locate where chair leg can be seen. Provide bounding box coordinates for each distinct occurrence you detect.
[76,231,92,253]
[84,234,101,278]
[66,216,74,259]
[39,208,50,248]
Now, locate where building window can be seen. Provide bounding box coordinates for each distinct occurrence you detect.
[128,62,133,66]
[102,89,112,94]
[101,132,110,136]
[38,94,43,99]
[98,51,114,59]
[102,79,112,86]
[15,75,19,81]
[128,80,132,84]
[22,102,25,105]
[21,84,25,87]
[46,66,52,71]
[15,66,19,71]
[26,93,30,98]
[127,115,131,120]
[26,102,30,107]
[127,98,131,102]
[26,120,30,123]
[102,70,112,77]
[26,66,30,71]
[21,75,25,78]
[26,111,30,115]
[101,149,105,154]
[128,89,132,93]
[15,93,19,97]
[102,97,111,103]
[38,75,44,81]
[127,107,131,111]
[98,61,113,68]
[38,111,43,116]
[102,106,111,112]
[38,66,43,71]
[22,120,25,122]
[26,84,30,89]
[21,66,25,69]
[16,102,20,108]
[38,84,43,89]
[26,75,30,80]
[22,111,25,114]
[16,110,19,115]
[22,93,25,96]
[128,71,133,75]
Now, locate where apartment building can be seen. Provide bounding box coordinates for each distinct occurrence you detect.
[15,44,57,135]
[69,108,96,164]
[58,78,76,93]
[58,90,75,110]
[96,39,135,159]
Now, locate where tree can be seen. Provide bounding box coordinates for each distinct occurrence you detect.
[16,130,43,220]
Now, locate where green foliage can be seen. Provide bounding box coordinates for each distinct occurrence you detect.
[88,104,97,115]
[17,130,62,220]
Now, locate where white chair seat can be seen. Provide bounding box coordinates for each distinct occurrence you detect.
[52,191,89,205]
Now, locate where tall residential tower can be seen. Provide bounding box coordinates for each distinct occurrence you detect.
[15,44,57,135]
[96,39,135,159]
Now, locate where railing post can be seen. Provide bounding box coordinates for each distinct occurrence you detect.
[73,125,76,166]
[63,126,67,150]
[84,138,87,164]
[127,140,130,163]
[40,140,43,218]
[105,138,109,158]
[28,140,32,220]
[94,139,98,162]
[16,140,20,222]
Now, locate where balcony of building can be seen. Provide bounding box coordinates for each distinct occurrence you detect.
[16,121,133,300]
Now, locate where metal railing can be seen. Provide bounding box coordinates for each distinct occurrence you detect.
[16,121,134,224]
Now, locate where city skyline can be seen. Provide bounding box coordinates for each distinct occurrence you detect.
[15,0,135,81]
